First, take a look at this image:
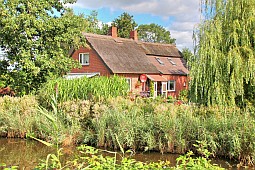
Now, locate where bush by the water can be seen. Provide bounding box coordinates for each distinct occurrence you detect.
[0,96,38,138]
[37,75,129,107]
[0,96,82,144]
[1,95,255,166]
[1,144,223,169]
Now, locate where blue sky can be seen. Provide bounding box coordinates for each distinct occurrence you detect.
[68,0,201,51]
[73,7,175,27]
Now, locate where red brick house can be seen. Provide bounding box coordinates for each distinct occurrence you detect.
[68,27,189,98]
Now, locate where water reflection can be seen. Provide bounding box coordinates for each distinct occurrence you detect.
[0,138,55,169]
[0,138,248,170]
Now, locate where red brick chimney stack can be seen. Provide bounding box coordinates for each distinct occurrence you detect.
[108,26,118,38]
[130,30,138,40]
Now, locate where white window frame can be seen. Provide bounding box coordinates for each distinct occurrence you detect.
[167,58,177,66]
[126,78,132,91]
[79,53,89,65]
[155,57,164,65]
[167,80,176,91]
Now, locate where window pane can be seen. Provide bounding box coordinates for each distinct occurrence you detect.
[85,54,89,64]
[79,53,89,65]
[156,57,164,65]
[167,80,175,91]
[126,78,131,91]
[168,58,176,66]
[79,54,83,64]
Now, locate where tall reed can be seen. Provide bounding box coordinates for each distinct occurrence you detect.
[1,95,255,165]
[90,97,255,165]
[0,95,38,138]
[37,75,129,107]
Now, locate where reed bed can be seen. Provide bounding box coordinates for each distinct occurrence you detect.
[0,96,82,144]
[90,97,255,165]
[37,75,129,107]
[1,95,255,165]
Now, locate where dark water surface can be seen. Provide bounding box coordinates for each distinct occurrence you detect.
[0,138,250,169]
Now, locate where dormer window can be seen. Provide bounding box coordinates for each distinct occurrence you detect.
[168,58,176,66]
[156,57,164,65]
[79,53,89,65]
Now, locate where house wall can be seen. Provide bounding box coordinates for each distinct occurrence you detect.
[70,47,188,99]
[117,73,142,95]
[71,47,142,95]
[71,47,111,76]
[163,75,188,98]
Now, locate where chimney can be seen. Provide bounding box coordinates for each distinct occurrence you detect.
[130,30,138,40]
[108,26,118,38]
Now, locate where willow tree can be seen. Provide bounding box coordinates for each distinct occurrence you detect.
[190,0,255,106]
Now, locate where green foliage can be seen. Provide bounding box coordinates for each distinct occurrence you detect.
[0,95,81,144]
[176,151,224,170]
[91,98,255,165]
[190,0,255,106]
[181,47,193,65]
[83,10,109,35]
[37,75,129,107]
[36,144,172,170]
[137,23,176,44]
[167,95,176,103]
[0,0,85,95]
[0,163,18,170]
[112,12,138,38]
[149,81,154,97]
[175,141,224,170]
[178,89,188,103]
[0,95,38,138]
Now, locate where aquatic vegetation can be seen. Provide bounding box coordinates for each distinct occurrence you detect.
[1,95,255,166]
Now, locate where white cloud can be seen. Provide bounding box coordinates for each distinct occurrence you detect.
[170,30,194,51]
[168,21,199,51]
[70,0,201,50]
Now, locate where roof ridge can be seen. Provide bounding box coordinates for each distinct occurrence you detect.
[139,41,176,47]
[83,32,135,42]
[83,33,177,48]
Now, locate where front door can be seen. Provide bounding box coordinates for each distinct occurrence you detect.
[154,82,157,98]
[161,82,167,98]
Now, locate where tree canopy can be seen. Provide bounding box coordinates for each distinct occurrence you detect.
[181,47,193,66]
[0,0,85,94]
[84,10,109,35]
[84,11,176,44]
[137,23,176,44]
[112,12,138,38]
[190,0,255,106]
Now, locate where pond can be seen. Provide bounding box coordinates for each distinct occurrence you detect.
[0,138,243,169]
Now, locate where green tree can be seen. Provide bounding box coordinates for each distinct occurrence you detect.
[0,0,85,94]
[112,12,138,38]
[190,0,255,106]
[84,10,110,35]
[181,47,193,62]
[100,23,110,35]
[137,23,176,44]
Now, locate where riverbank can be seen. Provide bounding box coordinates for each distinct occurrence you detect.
[0,138,233,169]
[1,95,255,166]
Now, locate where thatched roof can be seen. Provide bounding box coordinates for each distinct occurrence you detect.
[148,56,189,75]
[83,33,188,75]
[85,33,159,74]
[139,42,182,57]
